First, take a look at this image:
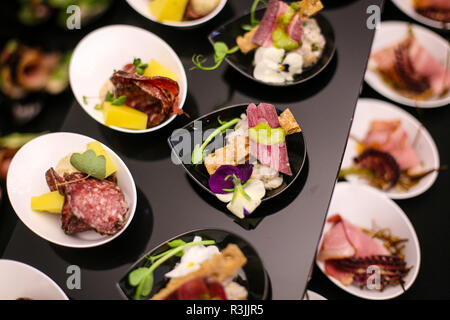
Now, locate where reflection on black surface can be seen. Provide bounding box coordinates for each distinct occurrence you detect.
[223,53,338,104]
[50,187,153,270]
[0,184,19,256]
[321,0,360,10]
[97,93,199,162]
[186,157,309,230]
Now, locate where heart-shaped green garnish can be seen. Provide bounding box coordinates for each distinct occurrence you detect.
[70,149,106,180]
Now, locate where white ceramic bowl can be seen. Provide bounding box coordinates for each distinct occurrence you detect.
[303,290,327,300]
[391,0,450,30]
[69,24,187,133]
[7,132,137,248]
[365,21,450,108]
[0,259,68,300]
[342,98,439,199]
[316,182,421,300]
[126,0,228,28]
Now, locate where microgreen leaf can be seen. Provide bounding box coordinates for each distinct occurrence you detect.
[128,267,149,287]
[82,96,88,105]
[133,58,142,66]
[70,149,106,180]
[105,91,114,102]
[140,273,154,297]
[112,95,127,106]
[167,239,187,248]
[241,24,254,31]
[191,42,239,71]
[94,104,103,110]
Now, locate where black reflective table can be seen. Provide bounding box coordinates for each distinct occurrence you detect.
[0,0,384,299]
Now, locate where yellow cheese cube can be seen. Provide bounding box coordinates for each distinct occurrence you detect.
[103,102,148,130]
[149,0,189,22]
[31,191,65,214]
[143,59,178,81]
[86,141,117,177]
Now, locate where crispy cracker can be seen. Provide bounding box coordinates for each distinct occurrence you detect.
[279,108,301,135]
[204,135,249,175]
[236,27,259,54]
[297,0,324,18]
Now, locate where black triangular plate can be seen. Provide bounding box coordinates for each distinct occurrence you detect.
[117,229,270,300]
[168,103,306,201]
[208,9,335,86]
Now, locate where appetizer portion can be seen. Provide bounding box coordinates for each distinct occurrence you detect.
[127,236,249,300]
[90,57,183,130]
[18,0,112,26]
[317,214,411,290]
[0,40,70,99]
[247,0,326,83]
[149,0,221,22]
[340,119,437,192]
[370,29,450,101]
[193,0,329,85]
[31,141,129,235]
[413,0,450,23]
[192,103,301,218]
[0,132,43,180]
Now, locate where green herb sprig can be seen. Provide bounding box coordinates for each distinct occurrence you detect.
[191,117,240,164]
[241,0,267,31]
[191,42,239,71]
[133,58,148,75]
[128,239,216,300]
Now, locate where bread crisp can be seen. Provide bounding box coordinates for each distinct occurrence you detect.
[151,244,247,300]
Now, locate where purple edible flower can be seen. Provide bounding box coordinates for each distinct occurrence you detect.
[208,164,254,194]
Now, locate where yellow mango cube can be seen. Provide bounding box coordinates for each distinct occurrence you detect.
[86,141,117,177]
[103,102,148,130]
[31,191,65,214]
[149,0,189,22]
[143,59,178,81]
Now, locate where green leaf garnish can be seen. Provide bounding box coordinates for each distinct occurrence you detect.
[128,267,148,286]
[133,58,148,75]
[82,96,88,105]
[128,239,216,300]
[70,149,106,180]
[241,24,254,31]
[94,104,103,110]
[105,91,114,102]
[112,95,127,106]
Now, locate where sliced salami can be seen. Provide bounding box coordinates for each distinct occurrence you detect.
[65,174,129,235]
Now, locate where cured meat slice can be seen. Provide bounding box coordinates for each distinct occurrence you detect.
[286,13,303,43]
[65,173,128,235]
[318,214,390,285]
[45,167,65,194]
[363,120,421,171]
[166,277,227,300]
[252,0,289,47]
[316,219,356,261]
[247,103,292,176]
[59,172,93,235]
[318,214,389,260]
[110,70,182,128]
